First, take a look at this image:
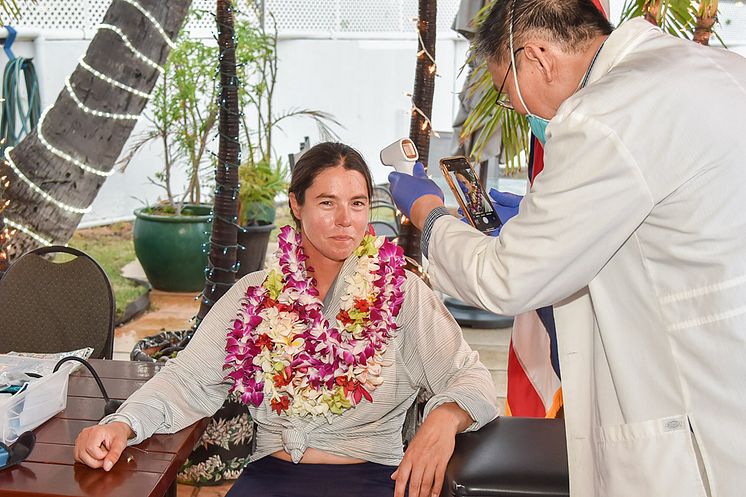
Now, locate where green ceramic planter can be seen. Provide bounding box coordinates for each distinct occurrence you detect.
[133,205,212,292]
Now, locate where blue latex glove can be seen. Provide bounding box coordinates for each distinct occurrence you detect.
[489,188,522,225]
[464,189,522,237]
[388,162,444,219]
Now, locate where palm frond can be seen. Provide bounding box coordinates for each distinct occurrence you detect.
[458,0,530,172]
[271,108,344,143]
[0,0,35,23]
[620,0,699,38]
[0,1,21,22]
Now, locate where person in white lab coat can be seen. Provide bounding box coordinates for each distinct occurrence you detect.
[388,0,746,495]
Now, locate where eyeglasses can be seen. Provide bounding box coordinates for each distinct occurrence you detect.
[494,47,524,110]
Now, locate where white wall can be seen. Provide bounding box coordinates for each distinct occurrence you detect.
[270,35,470,185]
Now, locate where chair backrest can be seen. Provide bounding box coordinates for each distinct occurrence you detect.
[372,185,395,207]
[370,202,400,226]
[0,245,115,359]
[369,221,399,241]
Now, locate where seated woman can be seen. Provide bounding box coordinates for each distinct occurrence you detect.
[74,142,498,497]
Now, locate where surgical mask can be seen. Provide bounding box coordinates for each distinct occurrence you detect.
[526,114,550,145]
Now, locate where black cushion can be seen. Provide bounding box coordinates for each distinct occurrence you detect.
[442,417,569,497]
[444,297,514,329]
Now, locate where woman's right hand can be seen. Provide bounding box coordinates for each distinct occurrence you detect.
[74,421,134,471]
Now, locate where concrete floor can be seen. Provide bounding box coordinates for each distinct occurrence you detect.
[114,268,509,497]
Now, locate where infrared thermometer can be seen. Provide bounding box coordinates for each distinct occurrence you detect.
[380,138,418,174]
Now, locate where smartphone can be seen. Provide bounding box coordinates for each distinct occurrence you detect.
[440,156,502,233]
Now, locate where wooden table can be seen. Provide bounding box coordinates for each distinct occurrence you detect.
[0,359,209,497]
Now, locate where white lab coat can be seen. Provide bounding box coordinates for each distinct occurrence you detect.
[427,18,746,497]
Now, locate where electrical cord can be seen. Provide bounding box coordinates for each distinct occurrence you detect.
[0,57,41,151]
[53,357,124,417]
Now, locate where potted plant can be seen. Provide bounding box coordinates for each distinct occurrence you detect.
[236,158,286,276]
[123,18,219,292]
[233,16,340,277]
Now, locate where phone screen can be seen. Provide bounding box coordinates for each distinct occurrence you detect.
[440,157,502,233]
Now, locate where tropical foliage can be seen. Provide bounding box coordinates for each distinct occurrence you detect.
[0,0,27,23]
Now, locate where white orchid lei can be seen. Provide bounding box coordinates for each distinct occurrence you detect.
[224,225,406,418]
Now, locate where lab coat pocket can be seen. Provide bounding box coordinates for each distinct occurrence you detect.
[596,414,708,497]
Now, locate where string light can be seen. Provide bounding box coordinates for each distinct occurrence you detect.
[98,23,165,74]
[65,78,140,121]
[405,93,440,138]
[3,147,92,214]
[0,169,11,266]
[412,17,438,77]
[78,58,151,99]
[36,108,114,177]
[3,217,55,247]
[117,0,177,49]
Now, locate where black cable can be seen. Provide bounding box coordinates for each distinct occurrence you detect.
[53,357,124,416]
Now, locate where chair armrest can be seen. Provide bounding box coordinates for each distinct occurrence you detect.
[442,417,569,497]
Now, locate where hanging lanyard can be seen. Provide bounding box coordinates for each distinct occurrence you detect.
[579,41,606,90]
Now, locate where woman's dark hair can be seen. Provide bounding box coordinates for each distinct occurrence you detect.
[288,142,373,222]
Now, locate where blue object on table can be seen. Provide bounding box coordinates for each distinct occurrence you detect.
[0,384,24,394]
[0,431,35,471]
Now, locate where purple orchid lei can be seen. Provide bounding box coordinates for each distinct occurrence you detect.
[224,225,406,418]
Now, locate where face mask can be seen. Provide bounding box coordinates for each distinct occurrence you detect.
[527,115,550,145]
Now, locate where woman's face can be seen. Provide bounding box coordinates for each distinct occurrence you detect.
[289,165,370,264]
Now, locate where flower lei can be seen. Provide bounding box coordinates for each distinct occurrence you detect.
[224,225,406,418]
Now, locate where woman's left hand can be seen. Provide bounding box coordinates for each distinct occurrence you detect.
[392,402,473,497]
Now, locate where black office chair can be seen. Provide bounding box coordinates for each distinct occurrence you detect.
[370,200,400,241]
[0,245,115,359]
[373,185,396,206]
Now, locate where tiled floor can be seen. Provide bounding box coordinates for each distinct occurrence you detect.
[113,269,509,497]
[176,482,234,497]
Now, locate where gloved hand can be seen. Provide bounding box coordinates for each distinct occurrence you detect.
[388,162,444,219]
[462,189,522,237]
[489,188,522,226]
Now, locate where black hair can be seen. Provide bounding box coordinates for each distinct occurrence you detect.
[475,0,613,65]
[288,142,373,223]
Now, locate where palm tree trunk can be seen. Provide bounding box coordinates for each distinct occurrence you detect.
[1,0,191,256]
[400,0,437,269]
[194,0,240,326]
[693,0,718,46]
[0,215,8,273]
[643,0,662,25]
